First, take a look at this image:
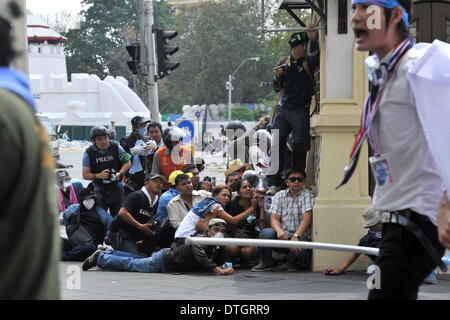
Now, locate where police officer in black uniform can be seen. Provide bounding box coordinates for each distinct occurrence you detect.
[82,126,132,217]
[267,25,319,195]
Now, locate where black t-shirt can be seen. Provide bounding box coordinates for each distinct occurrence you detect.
[225,197,259,239]
[79,208,104,245]
[110,190,158,239]
[358,231,382,263]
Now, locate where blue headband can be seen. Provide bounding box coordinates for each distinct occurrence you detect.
[352,0,410,27]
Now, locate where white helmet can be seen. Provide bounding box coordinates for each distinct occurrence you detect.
[253,129,271,146]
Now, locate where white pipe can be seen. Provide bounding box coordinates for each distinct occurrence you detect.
[185,237,379,256]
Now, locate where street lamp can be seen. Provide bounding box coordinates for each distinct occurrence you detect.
[227,57,260,121]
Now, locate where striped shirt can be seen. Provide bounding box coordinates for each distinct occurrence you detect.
[268,188,313,236]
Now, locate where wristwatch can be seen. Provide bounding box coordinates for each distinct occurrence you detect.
[293,233,299,238]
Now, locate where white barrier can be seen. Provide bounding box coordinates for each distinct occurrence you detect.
[185,237,379,256]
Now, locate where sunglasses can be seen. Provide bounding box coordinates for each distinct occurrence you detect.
[287,177,305,183]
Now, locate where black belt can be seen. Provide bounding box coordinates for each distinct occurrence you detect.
[381,209,447,272]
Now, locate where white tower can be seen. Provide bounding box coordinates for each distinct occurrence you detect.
[27,15,68,89]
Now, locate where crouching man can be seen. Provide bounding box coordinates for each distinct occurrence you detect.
[82,219,234,275]
[62,188,113,261]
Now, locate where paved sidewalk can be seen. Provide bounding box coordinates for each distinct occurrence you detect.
[60,262,450,300]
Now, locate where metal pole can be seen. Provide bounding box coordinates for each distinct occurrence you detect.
[227,74,232,121]
[144,0,161,123]
[185,237,380,256]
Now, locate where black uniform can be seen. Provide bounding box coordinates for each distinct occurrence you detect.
[268,39,319,186]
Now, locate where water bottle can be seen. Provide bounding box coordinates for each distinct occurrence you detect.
[221,262,233,270]
[442,253,450,265]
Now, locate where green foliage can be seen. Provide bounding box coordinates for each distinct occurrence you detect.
[61,0,314,114]
[231,106,254,121]
[63,0,175,96]
[159,0,275,112]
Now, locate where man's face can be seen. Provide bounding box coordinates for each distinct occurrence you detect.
[351,3,389,52]
[176,178,193,197]
[147,126,162,142]
[286,173,305,193]
[94,135,109,151]
[207,225,225,237]
[291,43,308,59]
[226,174,240,189]
[189,169,200,186]
[134,123,146,137]
[146,178,163,195]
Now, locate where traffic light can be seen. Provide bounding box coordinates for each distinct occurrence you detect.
[154,29,180,79]
[126,44,141,75]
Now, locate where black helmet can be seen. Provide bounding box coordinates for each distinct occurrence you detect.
[90,126,109,141]
[225,121,246,140]
[289,32,309,48]
[225,121,246,132]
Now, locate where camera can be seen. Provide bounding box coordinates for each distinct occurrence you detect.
[108,168,117,182]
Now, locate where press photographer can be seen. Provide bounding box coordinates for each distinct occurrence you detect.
[82,126,132,217]
[267,25,320,195]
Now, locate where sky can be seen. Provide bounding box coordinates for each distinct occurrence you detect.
[26,0,84,15]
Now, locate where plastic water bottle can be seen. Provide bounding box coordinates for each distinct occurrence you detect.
[221,262,233,270]
[442,253,450,265]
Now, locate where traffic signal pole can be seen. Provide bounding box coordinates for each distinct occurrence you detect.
[142,0,161,123]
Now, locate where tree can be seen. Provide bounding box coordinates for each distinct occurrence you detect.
[158,0,275,112]
[62,0,177,105]
[231,106,254,121]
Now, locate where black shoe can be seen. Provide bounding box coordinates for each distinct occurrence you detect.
[82,250,102,271]
[251,262,274,272]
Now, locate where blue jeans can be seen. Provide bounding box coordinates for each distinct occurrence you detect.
[97,248,170,273]
[62,238,96,261]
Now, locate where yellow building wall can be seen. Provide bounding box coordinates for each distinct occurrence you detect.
[310,37,372,271]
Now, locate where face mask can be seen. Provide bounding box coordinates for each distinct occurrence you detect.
[212,232,224,238]
[62,180,71,191]
[139,127,147,137]
[83,199,95,210]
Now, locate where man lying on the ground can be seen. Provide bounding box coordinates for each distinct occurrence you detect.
[82,218,234,276]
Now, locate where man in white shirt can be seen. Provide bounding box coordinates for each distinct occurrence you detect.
[351,0,446,299]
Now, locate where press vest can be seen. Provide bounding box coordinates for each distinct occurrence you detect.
[86,141,121,185]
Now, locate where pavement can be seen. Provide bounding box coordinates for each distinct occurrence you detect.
[59,261,450,300]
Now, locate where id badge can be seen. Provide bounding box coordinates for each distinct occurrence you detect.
[369,155,394,187]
